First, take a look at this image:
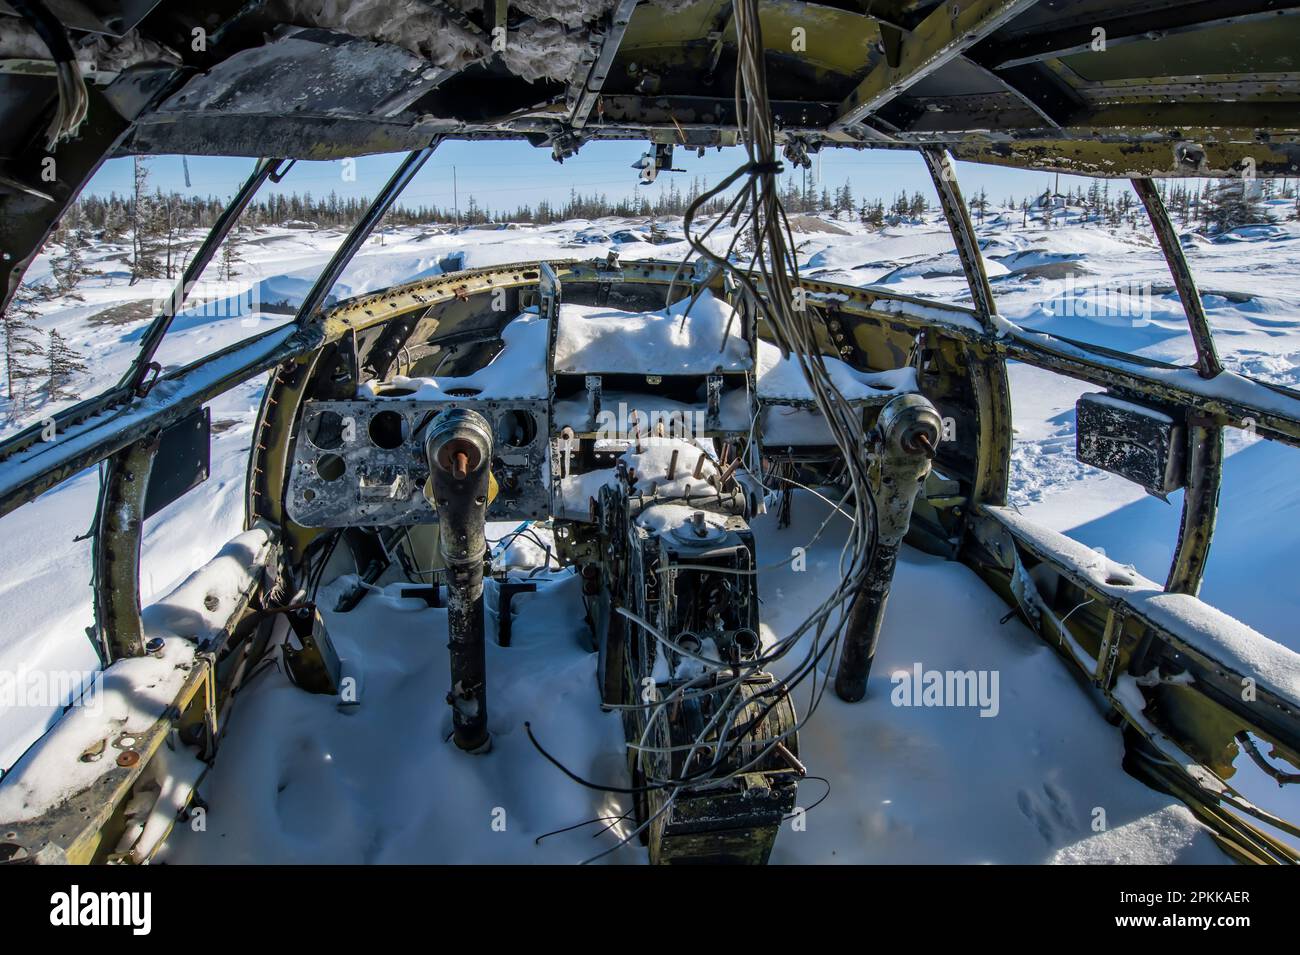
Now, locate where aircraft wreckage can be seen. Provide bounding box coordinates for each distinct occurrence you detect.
[0,0,1299,865]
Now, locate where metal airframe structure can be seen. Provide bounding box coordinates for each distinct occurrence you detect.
[1,0,1300,863]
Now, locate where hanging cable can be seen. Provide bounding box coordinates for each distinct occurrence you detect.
[11,0,89,149]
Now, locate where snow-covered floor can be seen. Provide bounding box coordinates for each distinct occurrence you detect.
[5,203,1299,862]
[159,493,1227,864]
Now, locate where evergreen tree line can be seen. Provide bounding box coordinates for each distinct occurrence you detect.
[69,171,743,240]
[965,177,1298,233]
[64,166,1299,263]
[2,281,87,420]
[6,162,1297,425]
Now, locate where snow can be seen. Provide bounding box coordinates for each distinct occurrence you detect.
[755,339,915,401]
[0,527,272,822]
[6,203,1300,862]
[154,491,1227,864]
[1048,805,1215,865]
[552,290,750,375]
[553,437,723,519]
[634,502,729,538]
[141,525,275,647]
[163,569,626,863]
[1084,391,1174,424]
[984,504,1300,703]
[361,310,551,401]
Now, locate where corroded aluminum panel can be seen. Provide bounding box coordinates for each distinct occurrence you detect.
[1075,392,1186,497]
[286,398,550,527]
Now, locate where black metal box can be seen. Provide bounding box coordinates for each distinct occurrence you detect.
[1075,392,1185,497]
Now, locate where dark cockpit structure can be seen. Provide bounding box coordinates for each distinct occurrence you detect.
[1,0,1299,865]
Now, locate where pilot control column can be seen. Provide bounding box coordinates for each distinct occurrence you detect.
[426,408,494,753]
[835,394,942,703]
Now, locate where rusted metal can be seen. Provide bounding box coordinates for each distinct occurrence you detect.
[1165,421,1223,597]
[835,394,942,702]
[831,0,1043,131]
[1132,177,1224,379]
[568,0,641,132]
[426,408,494,753]
[968,503,1300,856]
[921,146,997,329]
[92,435,159,662]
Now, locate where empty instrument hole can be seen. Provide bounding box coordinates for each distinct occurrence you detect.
[317,454,346,481]
[368,410,408,450]
[304,409,345,450]
[496,409,537,447]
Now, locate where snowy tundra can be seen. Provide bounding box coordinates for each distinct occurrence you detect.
[3,202,1298,863]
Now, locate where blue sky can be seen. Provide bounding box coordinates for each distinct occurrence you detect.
[83,139,1105,213]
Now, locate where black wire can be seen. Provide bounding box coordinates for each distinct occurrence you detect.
[305,528,343,600]
[526,721,673,796]
[9,0,75,63]
[533,812,632,846]
[782,775,832,821]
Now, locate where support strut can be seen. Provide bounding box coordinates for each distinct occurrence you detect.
[835,394,942,703]
[426,408,494,752]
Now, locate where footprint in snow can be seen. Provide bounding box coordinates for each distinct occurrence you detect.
[1016,782,1079,844]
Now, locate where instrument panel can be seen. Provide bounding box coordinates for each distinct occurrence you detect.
[286,398,550,527]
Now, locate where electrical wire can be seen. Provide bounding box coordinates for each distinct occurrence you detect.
[528,0,885,824]
[11,0,89,149]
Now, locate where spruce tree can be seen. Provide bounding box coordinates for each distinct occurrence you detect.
[2,285,46,408]
[51,227,88,299]
[130,156,164,284]
[45,329,87,401]
[1206,179,1266,233]
[218,221,248,282]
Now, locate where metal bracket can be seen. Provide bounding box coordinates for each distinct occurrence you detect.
[584,375,603,433]
[705,374,723,431]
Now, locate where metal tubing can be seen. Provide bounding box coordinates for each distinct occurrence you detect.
[92,434,159,662]
[922,146,998,329]
[426,408,494,752]
[1166,421,1223,595]
[1132,177,1224,379]
[123,158,287,393]
[293,143,440,327]
[496,581,538,647]
[835,394,942,702]
[835,538,905,704]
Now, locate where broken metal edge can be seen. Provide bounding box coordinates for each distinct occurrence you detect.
[0,524,278,865]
